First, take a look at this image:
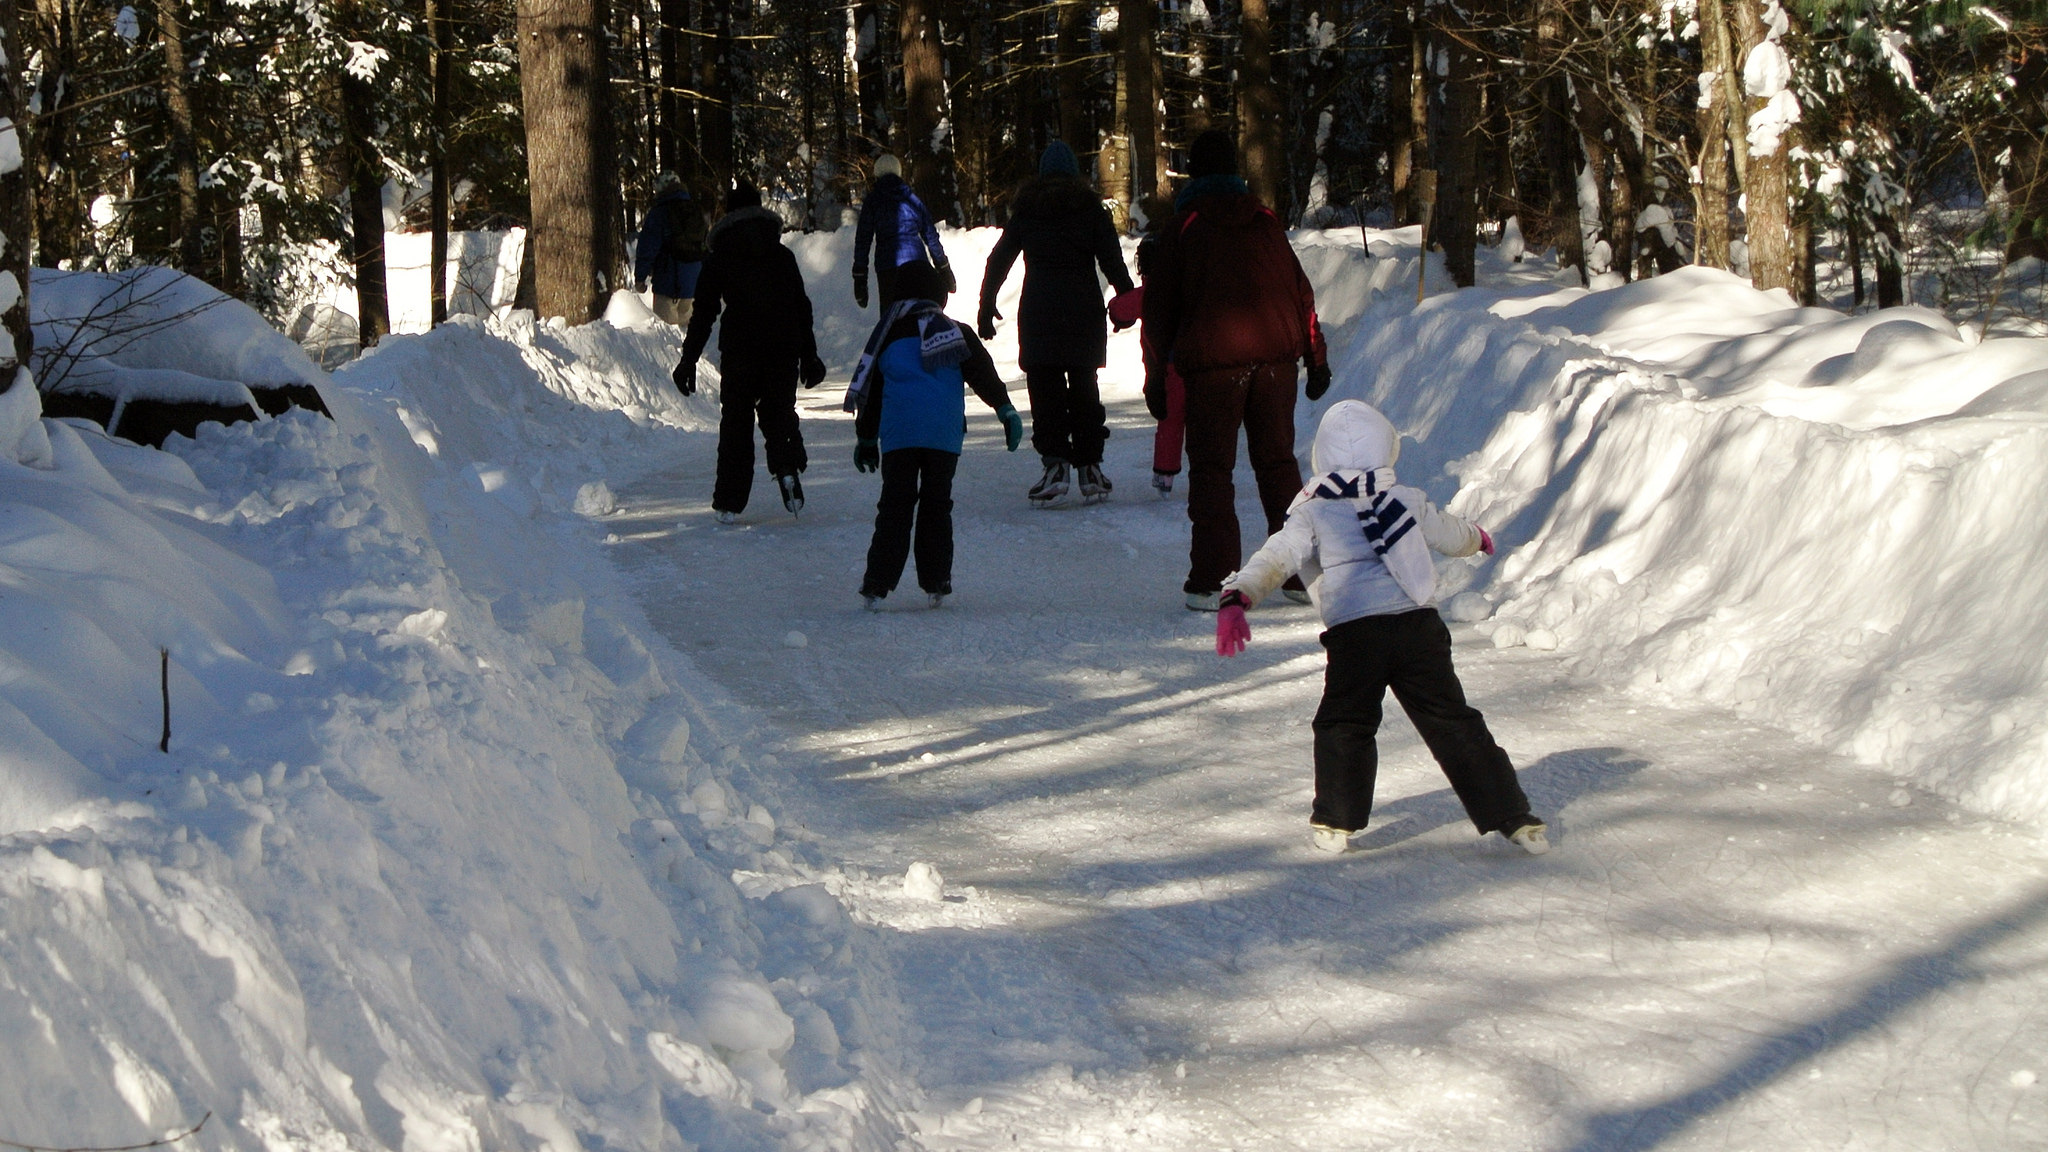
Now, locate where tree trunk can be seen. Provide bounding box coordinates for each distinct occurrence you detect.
[158,0,204,276]
[430,0,454,325]
[1727,0,1794,294]
[1694,0,1732,270]
[698,0,734,193]
[518,0,617,323]
[898,0,950,217]
[340,65,391,345]
[657,0,684,174]
[1237,0,1283,211]
[1054,0,1087,150]
[853,0,885,153]
[1428,24,1480,287]
[0,0,31,393]
[1122,0,1158,211]
[946,0,987,224]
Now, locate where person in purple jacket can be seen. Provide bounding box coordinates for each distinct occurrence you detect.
[853,155,954,311]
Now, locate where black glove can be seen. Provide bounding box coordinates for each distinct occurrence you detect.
[1143,373,1168,421]
[939,263,958,294]
[1305,363,1332,401]
[854,438,881,473]
[801,355,827,389]
[977,310,1000,341]
[674,358,698,396]
[853,274,869,310]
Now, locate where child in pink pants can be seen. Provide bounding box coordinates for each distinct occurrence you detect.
[1109,238,1186,495]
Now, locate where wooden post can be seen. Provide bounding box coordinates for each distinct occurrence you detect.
[1413,169,1438,303]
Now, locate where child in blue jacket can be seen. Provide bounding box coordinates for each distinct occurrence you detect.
[845,261,1023,608]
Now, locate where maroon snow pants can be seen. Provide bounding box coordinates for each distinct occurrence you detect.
[1181,362,1304,594]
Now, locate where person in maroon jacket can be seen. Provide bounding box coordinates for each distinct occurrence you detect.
[1142,129,1331,611]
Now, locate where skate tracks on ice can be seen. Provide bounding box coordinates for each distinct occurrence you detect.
[610,387,2048,1152]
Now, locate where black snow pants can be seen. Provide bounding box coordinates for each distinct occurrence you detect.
[1024,367,1106,466]
[1312,608,1533,835]
[861,447,958,598]
[713,357,806,514]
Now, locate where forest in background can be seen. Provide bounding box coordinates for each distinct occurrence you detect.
[0,0,2043,369]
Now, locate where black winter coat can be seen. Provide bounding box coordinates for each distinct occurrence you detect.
[682,207,819,366]
[977,177,1135,371]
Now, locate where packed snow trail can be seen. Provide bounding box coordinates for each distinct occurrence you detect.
[608,379,2048,1149]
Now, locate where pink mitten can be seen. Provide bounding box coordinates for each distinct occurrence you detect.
[1216,603,1251,657]
[1479,527,1495,555]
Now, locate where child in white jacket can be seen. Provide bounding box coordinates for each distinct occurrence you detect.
[1216,400,1549,855]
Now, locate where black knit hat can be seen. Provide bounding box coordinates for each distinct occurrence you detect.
[893,259,950,304]
[1189,129,1238,178]
[726,181,762,211]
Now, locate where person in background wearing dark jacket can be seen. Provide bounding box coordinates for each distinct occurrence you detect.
[678,183,829,522]
[846,261,1024,609]
[1142,129,1331,611]
[853,155,953,311]
[633,173,708,333]
[977,141,1136,506]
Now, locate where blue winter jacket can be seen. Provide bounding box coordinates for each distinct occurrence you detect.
[633,189,705,299]
[852,317,1010,455]
[854,176,948,278]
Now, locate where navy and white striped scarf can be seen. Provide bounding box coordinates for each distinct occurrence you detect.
[1313,467,1435,606]
[843,299,970,413]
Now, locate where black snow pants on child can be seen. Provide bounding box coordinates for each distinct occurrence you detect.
[861,447,958,597]
[1312,608,1533,835]
[713,357,806,514]
[1024,367,1106,466]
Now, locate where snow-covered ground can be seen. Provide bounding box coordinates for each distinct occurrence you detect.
[3,220,2046,1150]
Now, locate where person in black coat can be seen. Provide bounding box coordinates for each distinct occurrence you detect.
[678,183,828,521]
[977,141,1135,506]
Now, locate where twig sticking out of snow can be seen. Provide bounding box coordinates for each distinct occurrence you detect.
[1,1112,211,1152]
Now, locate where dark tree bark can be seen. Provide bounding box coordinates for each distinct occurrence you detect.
[430,0,454,325]
[339,64,391,344]
[898,0,950,216]
[1238,0,1283,211]
[1694,0,1733,270]
[1122,0,1159,208]
[517,0,618,323]
[157,0,204,276]
[1727,0,1795,294]
[1,0,30,393]
[853,0,886,154]
[698,0,734,192]
[1427,22,1481,286]
[1054,0,1087,150]
[1535,0,1583,276]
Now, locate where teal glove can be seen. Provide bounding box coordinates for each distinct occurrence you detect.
[855,438,881,473]
[996,405,1024,452]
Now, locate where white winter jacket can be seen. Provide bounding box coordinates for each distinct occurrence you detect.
[1224,401,1483,628]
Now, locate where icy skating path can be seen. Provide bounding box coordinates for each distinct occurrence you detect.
[609,384,2048,1150]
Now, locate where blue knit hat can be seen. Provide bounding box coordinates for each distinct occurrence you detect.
[1039,140,1080,177]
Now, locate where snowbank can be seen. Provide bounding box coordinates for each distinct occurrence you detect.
[0,277,922,1149]
[1321,264,2048,827]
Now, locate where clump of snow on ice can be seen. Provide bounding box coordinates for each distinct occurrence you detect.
[1445,592,1492,623]
[903,861,945,901]
[2014,1069,2038,1089]
[572,479,616,516]
[783,629,809,649]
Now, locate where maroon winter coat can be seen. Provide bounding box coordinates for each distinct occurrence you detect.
[1142,188,1327,379]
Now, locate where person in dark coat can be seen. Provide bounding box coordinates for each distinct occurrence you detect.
[847,261,1023,608]
[633,172,708,332]
[1143,129,1331,611]
[976,141,1136,506]
[853,155,954,311]
[678,182,829,522]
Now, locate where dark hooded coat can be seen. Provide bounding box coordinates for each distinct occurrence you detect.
[682,206,819,366]
[1141,183,1327,377]
[977,176,1135,370]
